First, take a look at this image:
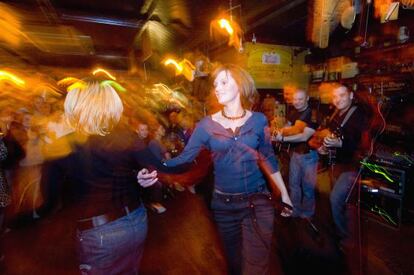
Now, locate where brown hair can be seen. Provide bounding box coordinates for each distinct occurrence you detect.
[211,64,259,109]
[331,82,352,93]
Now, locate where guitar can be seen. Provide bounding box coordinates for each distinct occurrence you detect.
[271,119,308,155]
[271,129,290,154]
[309,106,357,166]
[273,140,291,155]
[308,127,343,166]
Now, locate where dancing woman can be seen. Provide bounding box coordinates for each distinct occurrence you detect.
[162,64,293,274]
[41,80,165,274]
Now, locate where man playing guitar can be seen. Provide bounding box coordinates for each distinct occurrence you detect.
[319,84,368,248]
[274,89,319,219]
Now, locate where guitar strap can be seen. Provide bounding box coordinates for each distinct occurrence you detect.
[340,105,357,128]
[329,105,357,129]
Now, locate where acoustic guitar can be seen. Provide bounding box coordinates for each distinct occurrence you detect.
[271,120,307,154]
[308,127,343,166]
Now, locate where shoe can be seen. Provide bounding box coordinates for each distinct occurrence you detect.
[33,211,40,219]
[187,185,196,194]
[173,182,185,192]
[150,203,167,214]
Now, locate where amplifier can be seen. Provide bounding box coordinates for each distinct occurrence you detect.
[360,189,402,228]
[373,149,413,170]
[359,160,407,228]
[360,160,405,195]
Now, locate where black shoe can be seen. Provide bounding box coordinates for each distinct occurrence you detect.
[149,203,167,214]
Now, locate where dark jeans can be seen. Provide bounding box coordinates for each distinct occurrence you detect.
[76,206,148,275]
[211,187,275,275]
[330,166,357,240]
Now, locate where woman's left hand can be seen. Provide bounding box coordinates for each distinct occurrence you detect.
[280,195,293,217]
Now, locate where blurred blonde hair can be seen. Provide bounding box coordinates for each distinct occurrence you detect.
[64,81,123,136]
[211,64,258,109]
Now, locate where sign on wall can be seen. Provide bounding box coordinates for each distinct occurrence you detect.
[244,42,309,90]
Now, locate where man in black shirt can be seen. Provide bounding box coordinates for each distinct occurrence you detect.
[323,84,367,243]
[275,89,318,218]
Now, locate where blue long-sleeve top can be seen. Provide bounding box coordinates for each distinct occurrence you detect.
[165,112,279,193]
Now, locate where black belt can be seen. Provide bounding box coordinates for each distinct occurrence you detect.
[213,185,268,202]
[290,142,311,154]
[77,202,140,231]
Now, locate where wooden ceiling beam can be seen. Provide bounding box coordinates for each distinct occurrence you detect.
[246,0,307,32]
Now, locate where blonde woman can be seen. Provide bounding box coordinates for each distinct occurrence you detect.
[41,80,161,274]
[161,64,292,274]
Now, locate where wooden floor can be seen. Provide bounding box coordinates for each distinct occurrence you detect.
[1,172,414,275]
[2,190,228,275]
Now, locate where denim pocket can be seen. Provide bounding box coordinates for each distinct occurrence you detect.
[304,150,319,162]
[76,207,148,270]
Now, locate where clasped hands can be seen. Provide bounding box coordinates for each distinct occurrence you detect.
[137,168,158,188]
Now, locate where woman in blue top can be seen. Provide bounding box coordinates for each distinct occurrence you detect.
[162,64,293,274]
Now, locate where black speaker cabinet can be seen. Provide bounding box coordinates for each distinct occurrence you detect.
[360,162,406,229]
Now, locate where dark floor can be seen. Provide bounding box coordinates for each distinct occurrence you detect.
[1,170,413,275]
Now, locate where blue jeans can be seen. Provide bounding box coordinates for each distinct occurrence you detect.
[330,170,357,239]
[211,187,275,275]
[76,206,148,275]
[289,151,318,218]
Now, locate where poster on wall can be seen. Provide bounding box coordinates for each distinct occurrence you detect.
[245,42,293,89]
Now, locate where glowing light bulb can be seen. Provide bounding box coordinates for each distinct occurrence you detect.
[164,59,183,72]
[218,19,234,35]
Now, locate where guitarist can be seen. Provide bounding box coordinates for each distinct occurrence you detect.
[321,84,368,246]
[274,89,318,219]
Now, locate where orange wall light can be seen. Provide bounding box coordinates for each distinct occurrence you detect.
[0,70,25,88]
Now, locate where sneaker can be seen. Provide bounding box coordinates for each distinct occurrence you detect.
[173,182,185,192]
[187,185,196,194]
[150,203,167,214]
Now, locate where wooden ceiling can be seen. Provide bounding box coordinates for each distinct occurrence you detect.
[0,0,311,69]
[2,0,412,70]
